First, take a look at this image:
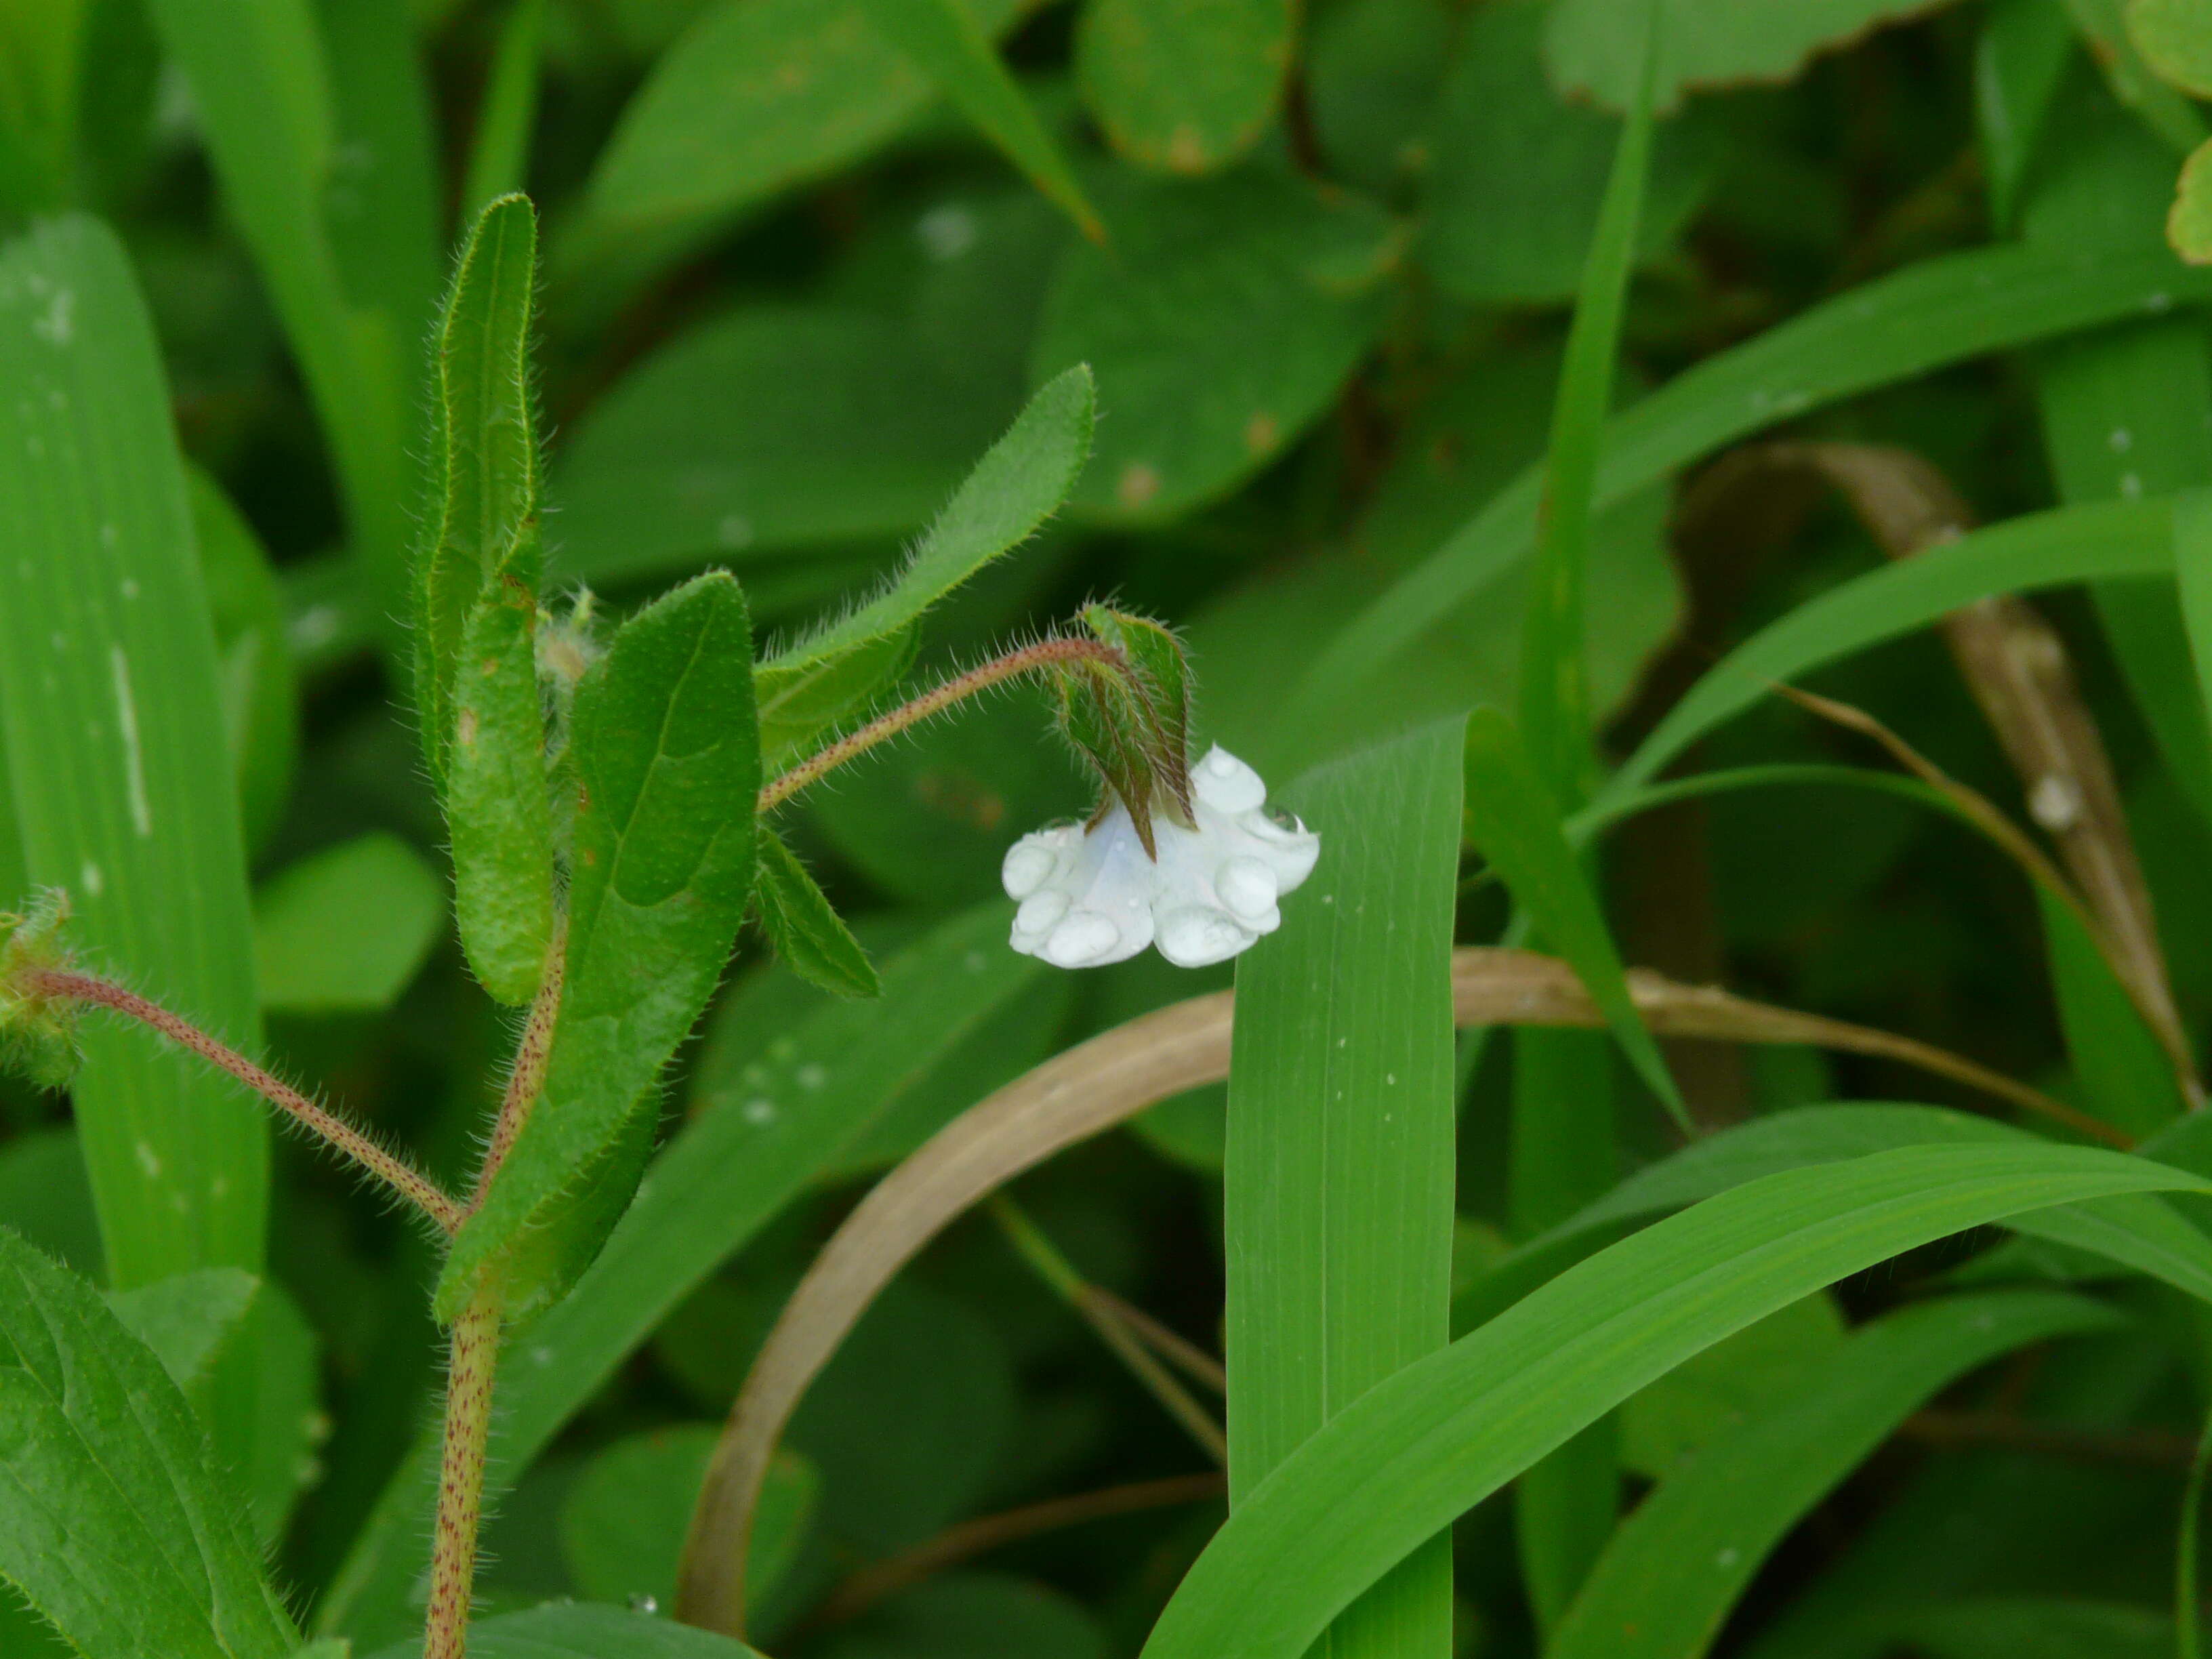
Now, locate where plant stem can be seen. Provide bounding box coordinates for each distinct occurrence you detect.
[27,967,463,1232]
[987,1194,1227,1464]
[758,636,1122,813]
[469,910,567,1214]
[424,1287,502,1659]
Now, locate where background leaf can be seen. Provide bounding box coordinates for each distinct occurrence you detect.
[1075,0,1292,175]
[252,831,443,1015]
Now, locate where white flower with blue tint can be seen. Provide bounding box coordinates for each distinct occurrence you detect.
[1002,746,1319,969]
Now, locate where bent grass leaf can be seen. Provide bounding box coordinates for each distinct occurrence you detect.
[414,192,544,794]
[857,0,1101,237]
[1464,710,1686,1126]
[1076,0,1292,174]
[323,905,1040,1648]
[1293,245,2212,725]
[0,1231,295,1659]
[763,363,1096,676]
[1135,1144,2212,1659]
[1548,1289,2129,1659]
[436,571,759,1324]
[754,827,880,998]
[0,216,268,1292]
[1226,724,1465,1659]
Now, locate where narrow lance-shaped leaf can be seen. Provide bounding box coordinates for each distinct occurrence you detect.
[436,571,760,1324]
[1226,722,1464,1659]
[1138,1144,2212,1659]
[1462,708,1686,1128]
[753,827,880,999]
[0,1231,297,1659]
[762,364,1094,678]
[855,0,1102,238]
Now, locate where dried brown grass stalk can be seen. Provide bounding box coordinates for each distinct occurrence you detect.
[671,946,2112,1635]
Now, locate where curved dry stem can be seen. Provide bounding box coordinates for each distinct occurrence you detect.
[672,945,2110,1634]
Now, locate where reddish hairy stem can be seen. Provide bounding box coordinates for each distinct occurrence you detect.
[757,636,1122,813]
[424,1290,501,1659]
[29,967,463,1233]
[468,911,568,1214]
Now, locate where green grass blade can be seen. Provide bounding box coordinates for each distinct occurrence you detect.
[1289,245,2212,723]
[1549,1289,2127,1659]
[1139,1143,2212,1659]
[855,0,1101,239]
[1519,0,1653,800]
[140,0,419,633]
[1226,722,1463,1659]
[319,903,1044,1645]
[461,0,546,218]
[1610,495,2177,798]
[764,363,1094,677]
[0,216,268,1288]
[0,1232,296,1658]
[436,571,760,1323]
[1465,708,1685,1127]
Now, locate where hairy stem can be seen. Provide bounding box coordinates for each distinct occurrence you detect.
[28,967,463,1232]
[424,1288,502,1659]
[758,636,1122,813]
[470,910,568,1214]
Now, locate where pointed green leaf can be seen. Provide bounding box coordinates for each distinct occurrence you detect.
[856,0,1101,236]
[754,827,879,998]
[1462,708,1685,1127]
[766,363,1095,676]
[0,1231,296,1659]
[1140,1145,2212,1659]
[447,579,556,1006]
[436,571,760,1324]
[413,192,544,792]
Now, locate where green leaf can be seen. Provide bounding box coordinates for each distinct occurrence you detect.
[253,831,444,1015]
[768,363,1097,676]
[413,192,544,795]
[550,308,1025,589]
[2066,0,2207,152]
[319,903,1046,1647]
[1075,0,1290,174]
[1423,0,1709,306]
[0,1230,296,1658]
[559,0,1024,307]
[1137,1144,2212,1659]
[0,216,269,1291]
[107,1265,259,1396]
[857,0,1101,235]
[1292,242,2212,726]
[2041,888,2186,1136]
[754,826,880,998]
[1462,709,1686,1126]
[1887,1597,2182,1658]
[819,1575,1111,1659]
[0,1127,100,1277]
[1546,0,1955,114]
[1610,495,2176,800]
[461,0,546,218]
[141,0,421,632]
[1518,0,1656,801]
[1616,1292,1845,1477]
[2131,0,2212,96]
[1549,1290,2130,1659]
[186,466,298,857]
[1976,0,2077,230]
[367,1603,769,1659]
[437,571,760,1323]
[1226,722,1465,1659]
[559,1428,816,1617]
[1032,171,1393,521]
[447,581,557,1006]
[755,624,916,773]
[2171,136,2212,260]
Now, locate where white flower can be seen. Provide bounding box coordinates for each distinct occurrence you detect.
[1002,746,1320,969]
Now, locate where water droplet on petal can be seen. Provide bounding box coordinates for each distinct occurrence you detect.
[1218,856,1278,920]
[1002,840,1058,899]
[1157,906,1253,968]
[1193,746,1267,813]
[1017,889,1071,935]
[1043,912,1122,966]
